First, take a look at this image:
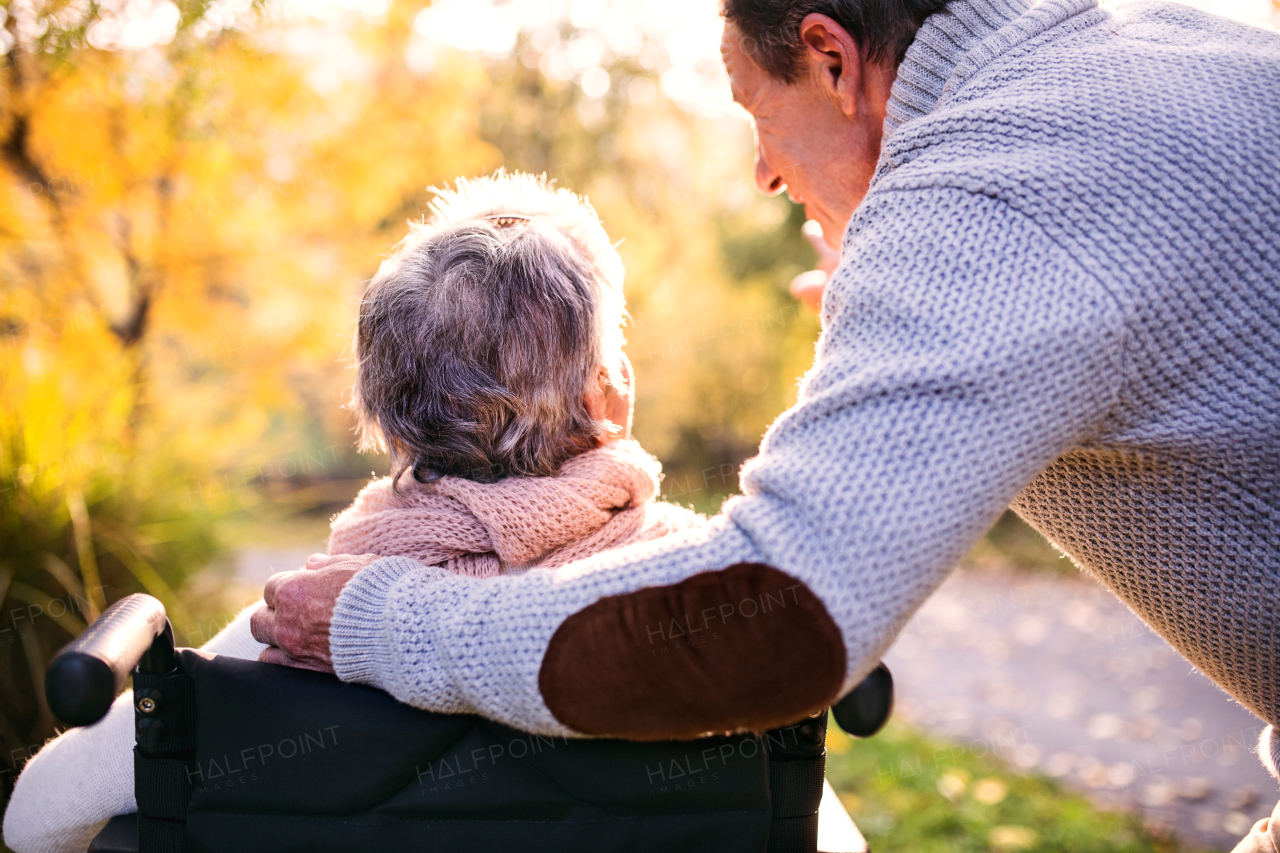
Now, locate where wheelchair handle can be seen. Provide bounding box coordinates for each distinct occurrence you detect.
[831,662,894,738]
[45,593,175,727]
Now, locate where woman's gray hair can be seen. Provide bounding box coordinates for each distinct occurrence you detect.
[351,172,627,485]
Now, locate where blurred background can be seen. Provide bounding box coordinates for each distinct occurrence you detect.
[0,0,1276,850]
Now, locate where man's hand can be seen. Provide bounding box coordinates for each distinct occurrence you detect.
[789,220,842,310]
[251,553,379,673]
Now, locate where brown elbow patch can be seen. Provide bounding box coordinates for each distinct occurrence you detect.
[538,563,846,741]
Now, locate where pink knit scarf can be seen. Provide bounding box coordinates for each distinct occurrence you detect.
[327,439,700,577]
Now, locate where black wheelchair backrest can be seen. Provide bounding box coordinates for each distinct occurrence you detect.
[46,594,892,853]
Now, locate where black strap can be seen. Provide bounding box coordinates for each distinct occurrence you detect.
[769,755,828,818]
[137,815,187,853]
[133,666,196,852]
[768,815,821,853]
[132,670,197,753]
[766,714,828,853]
[134,753,192,820]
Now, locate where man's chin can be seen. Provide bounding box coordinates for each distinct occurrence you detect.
[806,210,840,249]
[816,203,859,249]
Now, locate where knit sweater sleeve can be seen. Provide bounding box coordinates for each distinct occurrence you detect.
[330,186,1129,739]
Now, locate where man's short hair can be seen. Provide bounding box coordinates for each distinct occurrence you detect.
[722,0,950,81]
[352,172,626,485]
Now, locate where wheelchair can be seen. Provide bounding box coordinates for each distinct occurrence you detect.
[45,594,894,853]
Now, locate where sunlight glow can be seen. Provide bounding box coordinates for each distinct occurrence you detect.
[407,0,732,117]
[61,0,1280,118]
[84,0,180,51]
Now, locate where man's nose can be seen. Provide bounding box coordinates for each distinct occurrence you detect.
[755,147,785,196]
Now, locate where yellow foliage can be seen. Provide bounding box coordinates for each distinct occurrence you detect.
[0,2,828,764]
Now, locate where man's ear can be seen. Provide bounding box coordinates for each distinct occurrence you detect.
[798,13,862,118]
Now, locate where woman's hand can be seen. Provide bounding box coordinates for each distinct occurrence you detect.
[251,553,379,673]
[789,220,842,310]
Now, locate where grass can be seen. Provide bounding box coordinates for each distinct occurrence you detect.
[826,718,1199,853]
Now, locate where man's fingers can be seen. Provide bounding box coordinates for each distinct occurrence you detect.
[790,269,828,310]
[801,219,842,274]
[330,554,379,572]
[305,553,358,570]
[306,553,368,572]
[802,219,826,252]
[258,646,286,665]
[254,562,362,675]
[258,646,333,674]
[792,218,838,311]
[262,572,281,608]
[289,656,335,674]
[249,605,276,647]
[273,622,304,656]
[262,568,302,608]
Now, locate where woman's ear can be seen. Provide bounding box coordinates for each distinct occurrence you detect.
[606,354,634,439]
[583,369,609,423]
[798,13,862,119]
[583,367,620,446]
[583,357,634,444]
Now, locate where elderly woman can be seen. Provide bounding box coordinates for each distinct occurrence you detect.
[316,172,701,583]
[4,173,861,853]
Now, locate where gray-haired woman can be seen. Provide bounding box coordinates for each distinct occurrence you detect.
[298,171,707,583]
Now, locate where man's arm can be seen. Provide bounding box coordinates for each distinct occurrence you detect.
[320,186,1128,740]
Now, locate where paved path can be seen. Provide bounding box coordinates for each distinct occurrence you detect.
[884,566,1276,850]
[234,546,318,586]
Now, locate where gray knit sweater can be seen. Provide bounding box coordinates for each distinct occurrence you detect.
[331,0,1280,741]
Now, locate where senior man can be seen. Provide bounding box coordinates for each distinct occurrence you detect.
[256,0,1280,846]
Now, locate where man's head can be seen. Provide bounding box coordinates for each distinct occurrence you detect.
[721,0,946,245]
